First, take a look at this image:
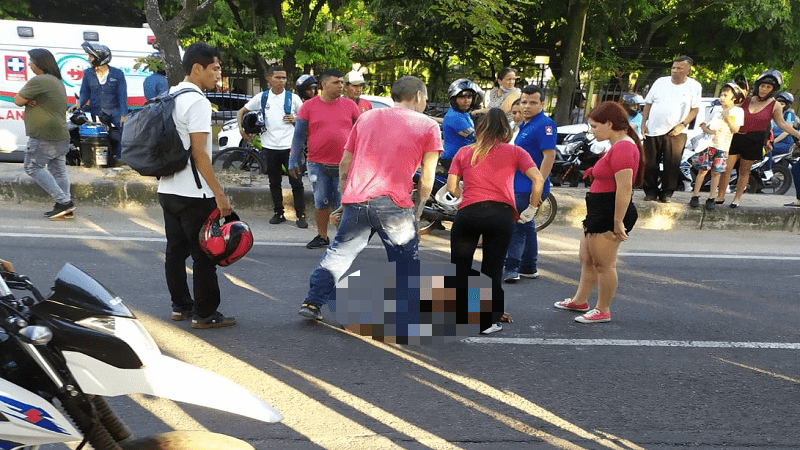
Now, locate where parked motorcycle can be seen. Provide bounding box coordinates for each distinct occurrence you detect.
[679,134,793,195]
[413,165,557,234]
[551,131,606,188]
[0,263,282,450]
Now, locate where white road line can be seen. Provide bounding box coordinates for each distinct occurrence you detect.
[464,337,800,349]
[3,232,800,260]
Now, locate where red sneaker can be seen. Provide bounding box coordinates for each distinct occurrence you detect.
[575,309,611,323]
[553,299,590,312]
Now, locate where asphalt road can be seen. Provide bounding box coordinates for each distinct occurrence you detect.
[4,204,799,450]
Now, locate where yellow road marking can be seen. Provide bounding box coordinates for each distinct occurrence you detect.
[714,356,800,384]
[320,323,629,449]
[135,311,404,449]
[274,361,462,450]
[411,376,584,449]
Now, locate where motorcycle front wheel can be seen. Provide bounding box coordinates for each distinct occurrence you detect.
[534,193,557,232]
[120,431,255,450]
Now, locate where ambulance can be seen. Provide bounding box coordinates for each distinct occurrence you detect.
[0,19,157,161]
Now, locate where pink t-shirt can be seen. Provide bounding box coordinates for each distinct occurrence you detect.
[297,96,361,165]
[589,138,640,193]
[341,107,443,208]
[449,143,536,221]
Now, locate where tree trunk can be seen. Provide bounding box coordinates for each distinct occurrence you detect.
[553,0,590,126]
[142,0,219,87]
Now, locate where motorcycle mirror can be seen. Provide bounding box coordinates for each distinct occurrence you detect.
[19,325,53,345]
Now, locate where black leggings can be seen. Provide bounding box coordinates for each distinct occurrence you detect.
[450,201,512,329]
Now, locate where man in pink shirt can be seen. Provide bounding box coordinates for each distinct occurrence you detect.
[298,76,442,321]
[289,69,361,249]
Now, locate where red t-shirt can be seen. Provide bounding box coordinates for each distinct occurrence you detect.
[355,97,372,113]
[342,107,442,208]
[449,143,536,221]
[589,138,640,193]
[297,96,361,164]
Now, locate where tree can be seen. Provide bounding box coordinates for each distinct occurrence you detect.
[143,0,219,86]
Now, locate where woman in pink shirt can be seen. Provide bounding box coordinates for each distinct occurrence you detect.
[554,101,644,324]
[447,107,544,334]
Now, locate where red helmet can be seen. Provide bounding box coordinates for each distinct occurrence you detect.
[199,209,254,266]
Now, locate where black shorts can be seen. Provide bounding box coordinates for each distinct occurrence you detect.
[582,192,638,235]
[729,131,767,161]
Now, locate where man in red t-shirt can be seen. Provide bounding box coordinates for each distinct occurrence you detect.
[298,76,442,321]
[343,70,372,113]
[289,69,361,249]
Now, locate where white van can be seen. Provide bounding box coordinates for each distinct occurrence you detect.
[0,19,157,161]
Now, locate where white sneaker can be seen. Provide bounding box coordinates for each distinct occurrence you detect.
[480,323,503,334]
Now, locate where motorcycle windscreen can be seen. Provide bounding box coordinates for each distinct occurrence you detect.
[63,351,283,424]
[32,263,134,320]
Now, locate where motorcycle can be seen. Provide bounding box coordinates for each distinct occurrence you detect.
[679,134,793,195]
[551,132,607,188]
[0,263,282,450]
[413,164,558,234]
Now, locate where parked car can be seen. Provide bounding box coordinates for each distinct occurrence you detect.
[206,92,251,123]
[217,94,394,151]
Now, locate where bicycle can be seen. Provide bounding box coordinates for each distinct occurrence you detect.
[212,139,266,174]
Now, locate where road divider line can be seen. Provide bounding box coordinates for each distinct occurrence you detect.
[713,357,800,384]
[273,361,463,450]
[134,311,403,449]
[321,323,628,449]
[410,376,584,449]
[5,231,800,260]
[465,337,800,349]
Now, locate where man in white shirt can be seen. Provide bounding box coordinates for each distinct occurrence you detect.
[641,55,702,203]
[238,66,306,227]
[158,42,235,329]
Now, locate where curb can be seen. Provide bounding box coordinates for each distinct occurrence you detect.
[1,166,798,231]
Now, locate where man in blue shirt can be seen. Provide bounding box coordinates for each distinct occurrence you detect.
[78,42,127,164]
[504,85,556,281]
[441,79,480,170]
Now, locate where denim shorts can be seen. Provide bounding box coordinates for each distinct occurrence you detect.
[307,161,341,209]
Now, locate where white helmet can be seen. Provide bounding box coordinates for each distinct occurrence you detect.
[434,184,463,212]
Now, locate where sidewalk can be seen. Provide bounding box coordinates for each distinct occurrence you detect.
[0,163,798,231]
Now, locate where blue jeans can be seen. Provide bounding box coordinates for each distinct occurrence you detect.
[24,138,71,204]
[505,192,537,273]
[307,162,341,210]
[305,196,419,308]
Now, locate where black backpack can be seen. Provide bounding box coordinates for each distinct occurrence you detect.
[121,88,200,177]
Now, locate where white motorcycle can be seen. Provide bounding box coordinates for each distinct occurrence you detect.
[0,263,282,450]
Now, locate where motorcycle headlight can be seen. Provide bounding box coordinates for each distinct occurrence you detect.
[76,316,161,356]
[564,140,583,155]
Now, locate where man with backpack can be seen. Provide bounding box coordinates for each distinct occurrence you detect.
[236,66,306,228]
[156,42,235,329]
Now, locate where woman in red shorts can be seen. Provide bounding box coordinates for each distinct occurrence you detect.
[719,70,800,208]
[447,107,544,334]
[554,101,644,324]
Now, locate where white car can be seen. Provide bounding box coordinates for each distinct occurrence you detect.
[217,94,394,151]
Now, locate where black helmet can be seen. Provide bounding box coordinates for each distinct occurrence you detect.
[81,41,111,67]
[241,111,265,135]
[296,74,318,101]
[70,109,88,125]
[722,81,747,105]
[447,78,484,111]
[775,91,794,106]
[753,69,782,98]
